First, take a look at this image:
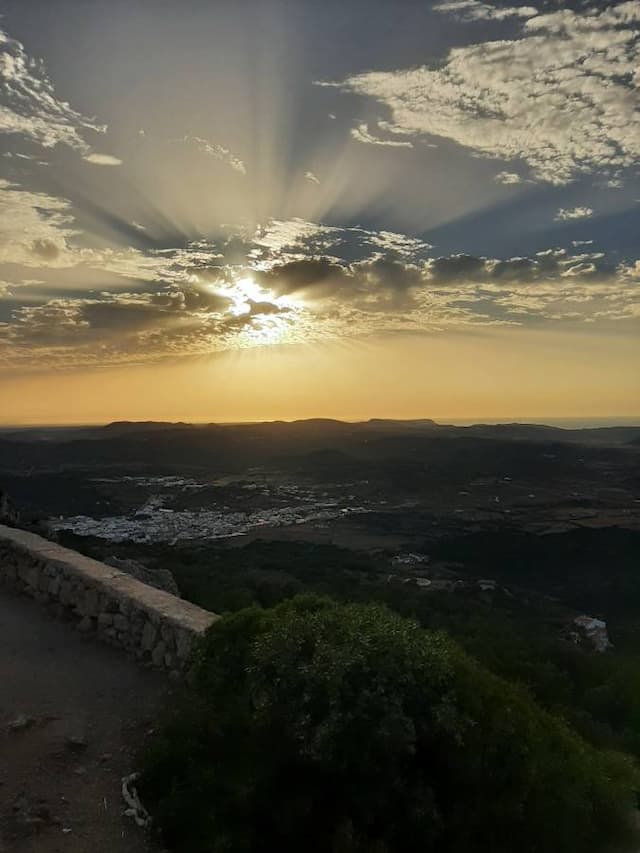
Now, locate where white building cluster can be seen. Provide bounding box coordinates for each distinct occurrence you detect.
[50,501,369,544]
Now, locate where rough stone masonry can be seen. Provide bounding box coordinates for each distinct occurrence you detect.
[0,524,218,676]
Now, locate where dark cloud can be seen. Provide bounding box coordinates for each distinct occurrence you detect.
[255,258,349,297]
[427,255,488,283]
[79,299,162,332]
[427,249,617,286]
[4,285,235,348]
[151,288,232,314]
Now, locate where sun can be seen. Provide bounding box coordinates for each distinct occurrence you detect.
[219,276,271,316]
[219,275,301,317]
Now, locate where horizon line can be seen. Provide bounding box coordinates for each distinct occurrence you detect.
[2,415,640,430]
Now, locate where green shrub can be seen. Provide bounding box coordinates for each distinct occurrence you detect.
[141,596,639,853]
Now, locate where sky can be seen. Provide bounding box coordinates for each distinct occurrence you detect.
[0,0,638,425]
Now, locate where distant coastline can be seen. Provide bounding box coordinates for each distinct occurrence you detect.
[1,415,640,431]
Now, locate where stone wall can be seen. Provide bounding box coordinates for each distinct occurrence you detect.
[0,524,218,675]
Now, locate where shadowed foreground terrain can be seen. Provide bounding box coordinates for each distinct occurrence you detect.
[0,590,165,853]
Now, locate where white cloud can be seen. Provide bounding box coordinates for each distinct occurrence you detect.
[251,219,342,259]
[0,179,76,267]
[304,171,321,185]
[176,135,246,174]
[350,123,413,148]
[434,1,538,22]
[555,206,593,221]
[495,171,523,185]
[367,230,431,256]
[0,28,109,159]
[83,153,123,166]
[333,2,640,185]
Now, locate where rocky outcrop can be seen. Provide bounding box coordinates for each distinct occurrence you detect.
[0,489,19,526]
[105,556,180,597]
[0,524,217,676]
[573,615,611,652]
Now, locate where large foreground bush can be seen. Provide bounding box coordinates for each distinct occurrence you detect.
[141,597,638,853]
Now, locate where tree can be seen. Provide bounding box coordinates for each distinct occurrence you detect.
[141,596,638,853]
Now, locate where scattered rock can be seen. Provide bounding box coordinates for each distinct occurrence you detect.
[121,772,151,828]
[5,795,58,838]
[65,734,88,752]
[7,715,35,732]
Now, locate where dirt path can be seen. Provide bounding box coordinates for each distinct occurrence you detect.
[0,590,167,852]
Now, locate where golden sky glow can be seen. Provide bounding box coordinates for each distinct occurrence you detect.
[2,328,638,426]
[0,1,639,424]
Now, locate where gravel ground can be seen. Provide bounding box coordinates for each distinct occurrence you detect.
[0,589,167,852]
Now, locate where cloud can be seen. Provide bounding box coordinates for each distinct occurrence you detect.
[304,171,321,185]
[434,0,538,21]
[250,218,432,267]
[495,171,523,185]
[1,204,637,370]
[255,258,349,298]
[175,135,246,174]
[426,247,615,285]
[555,206,593,221]
[0,27,111,161]
[350,123,413,148]
[332,2,640,185]
[83,153,123,166]
[3,285,234,348]
[0,179,76,267]
[251,219,342,258]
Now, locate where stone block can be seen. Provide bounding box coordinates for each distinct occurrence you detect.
[113,614,129,633]
[141,621,158,651]
[151,641,167,668]
[77,616,94,633]
[2,564,17,583]
[175,629,193,661]
[160,622,173,645]
[59,581,74,606]
[18,563,39,591]
[119,597,133,616]
[79,588,99,616]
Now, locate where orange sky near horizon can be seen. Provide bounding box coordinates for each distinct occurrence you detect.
[2,327,638,426]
